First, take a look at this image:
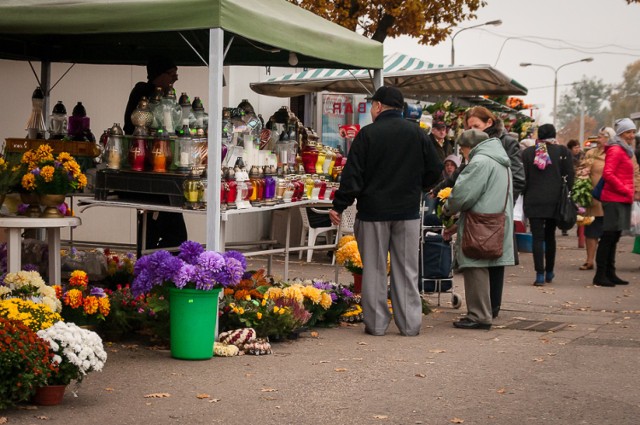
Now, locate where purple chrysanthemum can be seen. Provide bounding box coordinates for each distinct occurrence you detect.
[22,263,38,272]
[90,287,106,297]
[214,257,244,288]
[174,264,196,289]
[132,250,182,296]
[178,241,204,265]
[312,280,332,291]
[223,251,247,270]
[17,204,28,215]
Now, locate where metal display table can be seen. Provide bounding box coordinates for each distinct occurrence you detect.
[78,198,338,280]
[0,216,81,285]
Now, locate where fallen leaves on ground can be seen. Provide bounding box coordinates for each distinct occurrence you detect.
[533,357,545,362]
[335,368,348,372]
[104,387,114,392]
[310,331,319,338]
[196,393,210,399]
[0,417,6,424]
[373,415,388,419]
[261,388,278,392]
[450,418,465,423]
[36,416,49,420]
[144,393,171,398]
[415,373,426,378]
[428,349,446,354]
[496,388,506,394]
[208,398,221,403]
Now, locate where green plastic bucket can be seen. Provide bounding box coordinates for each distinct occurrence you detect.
[169,287,221,360]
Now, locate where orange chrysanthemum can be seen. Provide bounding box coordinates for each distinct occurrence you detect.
[83,296,99,315]
[64,288,83,308]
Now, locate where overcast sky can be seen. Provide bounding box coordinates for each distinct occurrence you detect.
[383,0,640,124]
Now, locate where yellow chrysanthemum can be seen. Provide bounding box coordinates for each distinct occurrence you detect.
[98,297,111,317]
[337,235,356,250]
[320,292,332,310]
[264,287,283,300]
[69,270,89,288]
[256,312,263,320]
[57,152,73,162]
[301,285,322,304]
[77,173,87,189]
[83,296,99,315]
[0,298,62,332]
[282,285,304,304]
[21,173,36,191]
[40,165,55,182]
[336,241,362,268]
[437,187,452,201]
[65,288,83,308]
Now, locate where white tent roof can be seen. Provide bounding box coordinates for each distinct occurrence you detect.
[251,52,528,98]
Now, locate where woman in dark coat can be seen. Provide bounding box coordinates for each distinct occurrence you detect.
[521,124,574,285]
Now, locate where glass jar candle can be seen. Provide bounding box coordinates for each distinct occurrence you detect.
[301,142,319,174]
[315,144,326,174]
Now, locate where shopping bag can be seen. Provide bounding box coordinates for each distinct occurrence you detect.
[630,201,640,236]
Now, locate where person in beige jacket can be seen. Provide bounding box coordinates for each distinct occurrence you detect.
[579,126,640,270]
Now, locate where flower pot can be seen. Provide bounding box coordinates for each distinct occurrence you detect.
[32,385,66,406]
[352,273,362,293]
[169,287,221,360]
[39,194,66,218]
[20,192,41,217]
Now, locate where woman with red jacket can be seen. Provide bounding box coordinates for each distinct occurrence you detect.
[593,118,639,286]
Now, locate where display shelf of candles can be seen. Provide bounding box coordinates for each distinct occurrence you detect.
[94,95,346,210]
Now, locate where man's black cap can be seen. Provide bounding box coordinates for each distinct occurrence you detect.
[369,86,404,108]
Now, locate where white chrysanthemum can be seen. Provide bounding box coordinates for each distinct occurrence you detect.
[0,286,10,297]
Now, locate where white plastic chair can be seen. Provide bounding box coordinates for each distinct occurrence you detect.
[298,207,337,262]
[331,204,357,265]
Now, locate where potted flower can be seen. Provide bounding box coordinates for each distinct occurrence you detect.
[308,279,356,326]
[0,317,58,409]
[36,321,107,405]
[0,270,62,313]
[131,241,247,360]
[20,144,87,218]
[225,296,306,341]
[0,298,62,332]
[99,284,147,341]
[0,155,22,207]
[264,282,332,328]
[54,270,110,327]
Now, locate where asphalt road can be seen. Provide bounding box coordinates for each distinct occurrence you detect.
[4,232,640,425]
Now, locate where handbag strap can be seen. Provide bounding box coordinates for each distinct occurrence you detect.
[501,167,511,213]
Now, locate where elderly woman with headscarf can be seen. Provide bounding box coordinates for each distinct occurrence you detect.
[521,124,574,286]
[593,118,640,286]
[443,129,514,330]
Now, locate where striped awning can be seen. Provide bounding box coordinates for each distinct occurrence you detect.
[251,52,527,98]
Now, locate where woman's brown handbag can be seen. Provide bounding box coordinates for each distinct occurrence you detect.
[461,168,510,260]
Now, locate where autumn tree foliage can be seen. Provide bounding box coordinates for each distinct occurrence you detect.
[288,0,487,45]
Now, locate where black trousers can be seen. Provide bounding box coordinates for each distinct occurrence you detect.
[529,217,557,273]
[489,266,504,314]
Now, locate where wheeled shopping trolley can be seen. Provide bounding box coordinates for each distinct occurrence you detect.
[419,198,461,308]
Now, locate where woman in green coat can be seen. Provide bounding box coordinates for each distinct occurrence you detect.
[444,129,515,330]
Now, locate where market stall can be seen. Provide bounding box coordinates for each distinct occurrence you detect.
[0,0,383,252]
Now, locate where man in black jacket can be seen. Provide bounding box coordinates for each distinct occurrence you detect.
[330,86,442,336]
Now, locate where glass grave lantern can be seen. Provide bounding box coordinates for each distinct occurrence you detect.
[25,87,47,139]
[48,101,67,140]
[104,123,125,170]
[173,124,196,173]
[183,168,204,209]
[153,86,181,135]
[178,92,192,127]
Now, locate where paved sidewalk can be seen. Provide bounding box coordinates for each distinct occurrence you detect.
[5,233,640,425]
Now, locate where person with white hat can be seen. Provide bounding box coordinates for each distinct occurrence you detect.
[593,118,639,287]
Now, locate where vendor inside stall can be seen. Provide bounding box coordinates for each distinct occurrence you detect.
[123,56,187,249]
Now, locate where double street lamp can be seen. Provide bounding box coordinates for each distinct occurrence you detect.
[520,57,594,127]
[450,20,502,65]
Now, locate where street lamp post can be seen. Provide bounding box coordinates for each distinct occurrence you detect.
[450,20,502,65]
[520,57,593,127]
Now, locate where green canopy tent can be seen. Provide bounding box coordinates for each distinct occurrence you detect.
[0,0,383,251]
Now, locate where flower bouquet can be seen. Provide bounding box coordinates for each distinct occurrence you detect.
[0,270,62,313]
[335,235,363,275]
[103,249,136,288]
[37,321,107,386]
[435,187,455,228]
[0,317,58,409]
[225,296,305,341]
[20,145,87,195]
[54,270,110,326]
[308,279,356,326]
[0,298,62,332]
